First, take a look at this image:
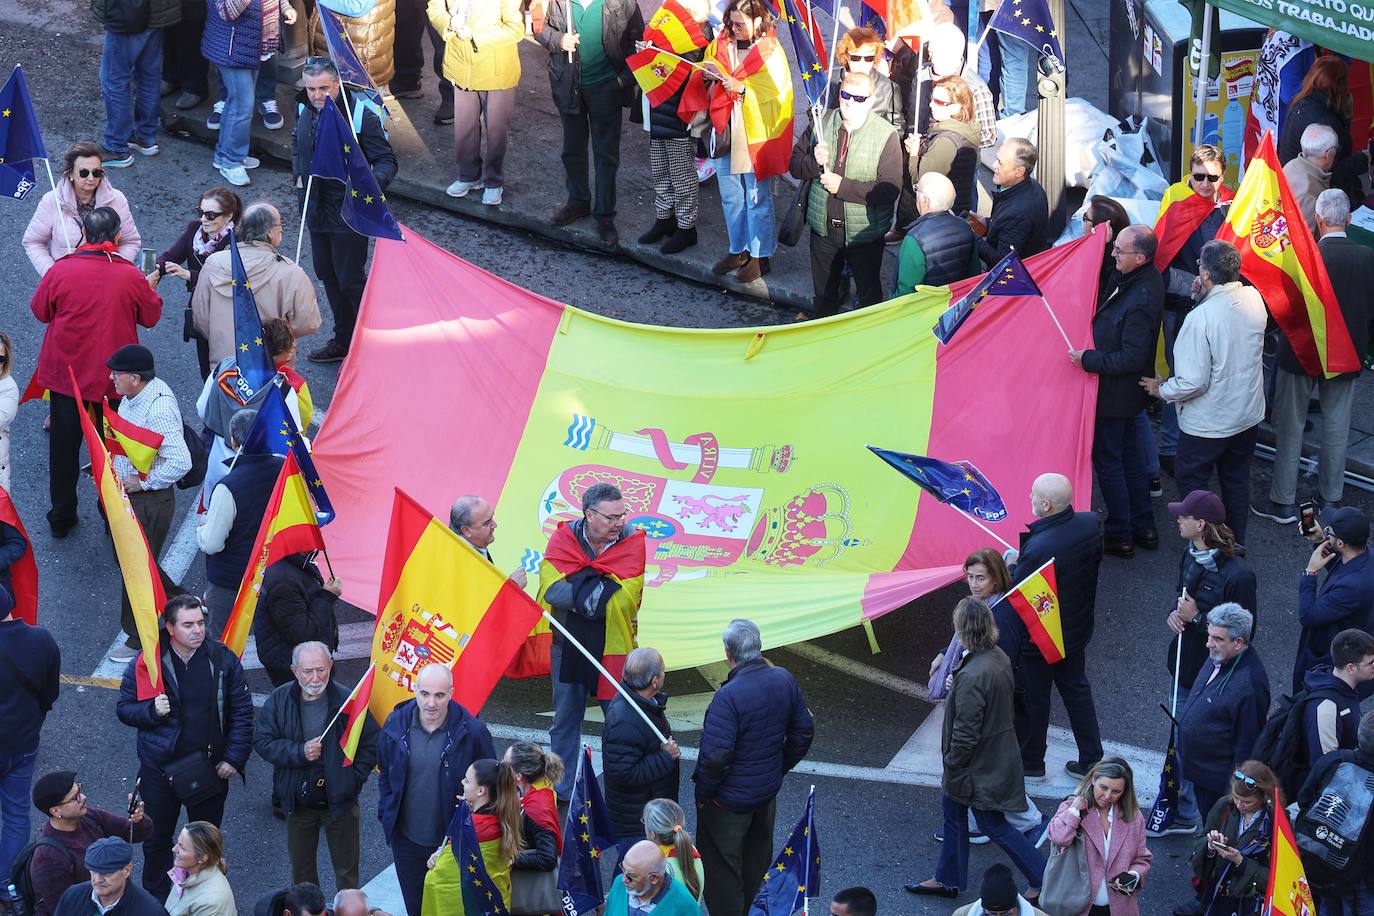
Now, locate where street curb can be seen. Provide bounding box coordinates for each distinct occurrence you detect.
[161,102,816,313]
[1253,420,1374,487]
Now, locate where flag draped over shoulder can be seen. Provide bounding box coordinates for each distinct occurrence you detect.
[103,402,163,478]
[0,65,46,201]
[438,799,512,916]
[678,32,795,179]
[338,663,375,765]
[310,96,404,241]
[557,747,617,916]
[368,489,545,723]
[1152,179,1235,272]
[1265,794,1314,916]
[748,788,820,915]
[69,368,164,698]
[1003,557,1065,663]
[220,450,326,656]
[1215,131,1359,378]
[0,489,39,625]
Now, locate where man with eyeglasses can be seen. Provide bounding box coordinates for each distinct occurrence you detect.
[27,772,152,916]
[789,70,901,317]
[448,495,528,589]
[537,482,646,798]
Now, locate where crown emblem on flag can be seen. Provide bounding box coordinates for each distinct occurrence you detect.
[1032,592,1055,618]
[745,482,868,568]
[1250,207,1292,255]
[652,63,669,78]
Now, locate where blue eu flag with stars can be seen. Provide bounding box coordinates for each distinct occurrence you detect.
[557,746,616,916]
[0,65,47,201]
[749,788,820,916]
[309,96,403,241]
[932,250,1043,345]
[241,383,336,524]
[227,229,276,400]
[868,448,1008,523]
[988,0,1064,68]
[1146,726,1181,835]
[317,6,389,120]
[447,798,511,916]
[768,0,828,107]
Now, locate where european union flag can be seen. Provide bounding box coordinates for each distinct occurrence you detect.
[932,250,1042,345]
[309,96,403,241]
[557,746,616,916]
[768,0,828,107]
[242,383,336,524]
[317,6,389,119]
[806,0,887,37]
[1145,726,1181,835]
[749,788,820,916]
[988,0,1064,68]
[868,448,1009,522]
[227,229,276,399]
[0,65,47,201]
[447,798,511,916]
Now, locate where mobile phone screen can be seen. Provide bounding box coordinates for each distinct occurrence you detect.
[139,248,157,273]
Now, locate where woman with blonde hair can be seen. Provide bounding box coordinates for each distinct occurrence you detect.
[914,75,980,214]
[423,759,525,916]
[1047,757,1153,915]
[165,821,235,916]
[0,332,17,491]
[643,798,705,901]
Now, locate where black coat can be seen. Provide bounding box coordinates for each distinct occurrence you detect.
[1278,234,1374,377]
[534,0,643,115]
[290,85,398,235]
[53,882,168,916]
[1296,747,1374,884]
[1166,548,1258,691]
[513,812,559,872]
[1013,508,1104,656]
[254,553,340,684]
[253,678,378,817]
[1081,262,1164,419]
[1277,94,1366,202]
[1178,647,1270,794]
[602,689,678,838]
[979,177,1049,266]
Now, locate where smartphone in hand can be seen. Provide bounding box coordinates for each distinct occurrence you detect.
[128,776,142,815]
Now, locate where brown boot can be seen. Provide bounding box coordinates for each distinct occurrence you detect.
[736,255,770,283]
[712,251,749,275]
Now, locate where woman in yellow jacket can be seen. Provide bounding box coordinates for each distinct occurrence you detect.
[428,0,525,206]
[421,759,524,916]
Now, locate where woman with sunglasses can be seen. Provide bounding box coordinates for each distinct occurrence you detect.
[23,141,143,277]
[1178,761,1276,916]
[825,28,904,132]
[911,75,981,216]
[148,188,243,379]
[1046,757,1152,916]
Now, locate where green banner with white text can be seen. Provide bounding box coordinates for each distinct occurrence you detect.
[1205,0,1374,62]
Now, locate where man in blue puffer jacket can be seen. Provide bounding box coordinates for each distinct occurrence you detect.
[693,619,813,916]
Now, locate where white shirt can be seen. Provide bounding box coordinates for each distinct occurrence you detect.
[1158,280,1267,438]
[116,378,192,490]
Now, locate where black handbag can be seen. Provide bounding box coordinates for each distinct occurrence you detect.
[779,179,811,248]
[162,751,222,805]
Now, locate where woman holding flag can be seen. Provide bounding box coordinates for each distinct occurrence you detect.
[421,759,524,916]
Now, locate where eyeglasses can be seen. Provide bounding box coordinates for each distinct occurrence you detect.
[61,783,83,806]
[76,168,105,179]
[1111,245,1139,257]
[0,356,8,365]
[590,508,629,523]
[197,209,224,220]
[849,54,877,62]
[839,90,870,103]
[1232,770,1258,789]
[1191,172,1220,184]
[305,56,332,66]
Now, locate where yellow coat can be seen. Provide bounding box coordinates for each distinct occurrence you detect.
[426,0,524,92]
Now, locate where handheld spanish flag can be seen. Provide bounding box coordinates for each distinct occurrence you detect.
[1003,557,1065,663]
[1215,131,1360,378]
[336,663,375,766]
[69,366,165,698]
[645,0,707,53]
[102,400,164,478]
[1265,791,1314,916]
[0,488,38,625]
[220,450,326,656]
[630,0,709,107]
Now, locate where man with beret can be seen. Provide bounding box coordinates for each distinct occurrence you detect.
[28,772,152,916]
[1295,506,1374,692]
[52,837,168,916]
[952,864,1048,916]
[107,345,192,663]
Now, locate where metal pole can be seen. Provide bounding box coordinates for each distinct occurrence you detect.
[541,610,669,743]
[1035,0,1068,234]
[295,175,313,264]
[42,158,74,255]
[1193,4,1214,156]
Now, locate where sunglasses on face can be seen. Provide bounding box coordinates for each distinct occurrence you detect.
[839,90,870,103]
[849,53,877,62]
[76,168,105,179]
[197,209,224,220]
[1192,172,1220,183]
[931,97,952,107]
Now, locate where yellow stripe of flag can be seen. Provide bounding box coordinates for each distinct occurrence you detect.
[646,0,707,54]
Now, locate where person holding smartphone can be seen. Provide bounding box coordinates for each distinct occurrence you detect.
[1178,761,1276,916]
[1047,758,1152,916]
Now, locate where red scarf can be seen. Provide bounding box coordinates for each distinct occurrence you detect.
[75,240,119,255]
[544,522,646,580]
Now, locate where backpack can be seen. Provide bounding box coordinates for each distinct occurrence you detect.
[1295,760,1374,893]
[1250,688,1338,799]
[5,828,82,914]
[176,422,208,490]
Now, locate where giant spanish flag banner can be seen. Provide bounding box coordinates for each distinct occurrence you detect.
[1265,792,1314,916]
[1215,131,1359,378]
[313,227,1103,672]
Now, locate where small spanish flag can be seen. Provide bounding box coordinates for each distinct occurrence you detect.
[220,450,326,656]
[644,0,707,54]
[629,45,694,107]
[338,663,375,766]
[1265,791,1314,916]
[1003,557,1065,664]
[103,400,164,478]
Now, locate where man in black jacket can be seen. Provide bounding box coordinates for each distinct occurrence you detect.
[0,597,60,880]
[52,838,168,916]
[603,648,680,865]
[1007,473,1105,779]
[114,595,253,899]
[254,642,378,892]
[290,58,398,364]
[975,138,1048,266]
[1070,225,1164,558]
[255,553,342,688]
[534,0,643,247]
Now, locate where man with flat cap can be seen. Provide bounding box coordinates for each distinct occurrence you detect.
[106,345,192,662]
[52,837,168,916]
[1295,505,1374,692]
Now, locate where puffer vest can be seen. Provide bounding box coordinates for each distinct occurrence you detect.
[907,211,978,286]
[805,110,897,246]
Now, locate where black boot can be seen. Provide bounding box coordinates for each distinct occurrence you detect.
[661,225,697,254]
[638,217,676,245]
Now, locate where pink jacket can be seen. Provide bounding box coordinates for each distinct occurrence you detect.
[1047,798,1153,916]
[22,176,142,276]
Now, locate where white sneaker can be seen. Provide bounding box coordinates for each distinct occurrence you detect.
[208,100,225,130]
[241,155,260,169]
[482,186,503,206]
[446,177,482,198]
[108,645,138,661]
[218,163,251,187]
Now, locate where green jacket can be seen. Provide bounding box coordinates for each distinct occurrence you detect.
[92,0,181,30]
[804,110,900,246]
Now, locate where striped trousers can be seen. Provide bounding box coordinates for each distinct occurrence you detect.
[649,136,698,228]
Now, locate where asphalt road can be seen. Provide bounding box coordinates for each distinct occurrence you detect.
[2,8,1355,915]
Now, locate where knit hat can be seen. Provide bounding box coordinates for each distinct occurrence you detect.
[32,771,77,814]
[979,864,1018,911]
[84,838,134,873]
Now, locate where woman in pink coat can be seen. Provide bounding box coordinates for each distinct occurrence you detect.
[1047,757,1153,916]
[22,141,142,276]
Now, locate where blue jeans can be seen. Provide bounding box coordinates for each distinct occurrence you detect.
[214,64,258,167]
[548,643,608,797]
[936,795,1045,892]
[1093,416,1153,539]
[100,28,164,150]
[216,57,277,106]
[996,31,1030,117]
[712,158,776,258]
[1160,312,1182,457]
[0,749,38,879]
[1135,411,1160,478]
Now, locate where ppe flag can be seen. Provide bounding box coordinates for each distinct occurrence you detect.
[557,747,617,916]
[629,46,695,107]
[1145,726,1181,835]
[748,787,820,916]
[227,229,277,400]
[868,449,1008,522]
[103,401,164,477]
[446,799,511,916]
[644,0,708,53]
[242,382,335,524]
[317,5,389,118]
[310,96,403,241]
[367,489,545,723]
[0,489,39,626]
[1214,131,1360,377]
[769,0,829,106]
[1265,792,1314,916]
[338,663,375,765]
[1004,557,1065,663]
[0,65,46,201]
[932,250,1042,345]
[989,0,1063,67]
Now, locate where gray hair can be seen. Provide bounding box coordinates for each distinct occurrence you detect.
[228,408,258,448]
[1300,123,1339,158]
[1359,708,1374,755]
[723,618,762,663]
[581,483,622,513]
[303,58,341,81]
[1207,602,1253,643]
[1199,239,1241,285]
[622,648,664,690]
[238,202,280,245]
[1315,187,1351,228]
[449,495,483,532]
[916,172,956,212]
[1004,137,1038,176]
[291,640,333,668]
[332,890,367,916]
[642,798,689,843]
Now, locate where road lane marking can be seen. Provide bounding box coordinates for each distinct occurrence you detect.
[782,642,930,702]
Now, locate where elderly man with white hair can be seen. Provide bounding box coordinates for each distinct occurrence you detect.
[894,172,980,296]
[1259,187,1374,523]
[606,840,701,915]
[1282,123,1338,232]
